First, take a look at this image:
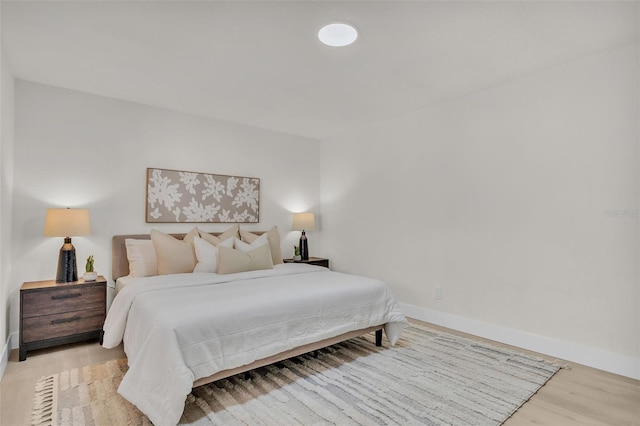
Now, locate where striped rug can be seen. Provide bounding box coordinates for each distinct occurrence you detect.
[30,324,560,425]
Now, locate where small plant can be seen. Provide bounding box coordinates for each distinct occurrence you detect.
[294,246,301,256]
[85,255,95,273]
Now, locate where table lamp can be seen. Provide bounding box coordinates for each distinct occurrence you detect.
[292,212,316,261]
[44,208,91,283]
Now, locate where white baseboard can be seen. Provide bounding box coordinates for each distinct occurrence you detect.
[401,303,640,380]
[0,332,16,381]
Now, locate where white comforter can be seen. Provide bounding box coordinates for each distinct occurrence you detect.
[102,264,407,426]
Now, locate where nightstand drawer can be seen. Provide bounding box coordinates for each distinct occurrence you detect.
[22,308,105,343]
[22,285,105,318]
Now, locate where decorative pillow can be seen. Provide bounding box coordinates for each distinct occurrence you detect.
[193,236,234,273]
[125,239,157,277]
[150,228,199,275]
[239,226,283,265]
[234,233,268,253]
[218,244,274,275]
[199,224,240,247]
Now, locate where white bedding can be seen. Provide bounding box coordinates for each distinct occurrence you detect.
[103,263,407,426]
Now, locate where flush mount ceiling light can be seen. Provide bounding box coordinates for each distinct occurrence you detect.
[318,23,358,47]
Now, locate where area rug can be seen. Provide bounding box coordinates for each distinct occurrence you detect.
[30,324,560,426]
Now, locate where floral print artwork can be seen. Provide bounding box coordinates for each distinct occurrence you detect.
[146,168,260,223]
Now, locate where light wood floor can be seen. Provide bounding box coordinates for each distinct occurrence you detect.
[1,321,638,425]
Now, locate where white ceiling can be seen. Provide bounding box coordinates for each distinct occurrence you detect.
[2,1,638,140]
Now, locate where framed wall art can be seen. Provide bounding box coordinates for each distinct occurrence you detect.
[146,168,260,223]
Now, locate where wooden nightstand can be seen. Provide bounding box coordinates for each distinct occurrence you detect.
[19,276,107,361]
[283,257,330,268]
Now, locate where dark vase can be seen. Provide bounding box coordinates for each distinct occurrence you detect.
[299,231,309,260]
[56,237,78,283]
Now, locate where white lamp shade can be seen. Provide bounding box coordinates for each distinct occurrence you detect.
[44,208,91,237]
[292,212,316,231]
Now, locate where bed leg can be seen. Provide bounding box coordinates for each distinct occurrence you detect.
[375,329,382,347]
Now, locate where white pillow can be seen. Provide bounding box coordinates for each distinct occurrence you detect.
[125,239,157,277]
[234,233,268,253]
[193,236,234,273]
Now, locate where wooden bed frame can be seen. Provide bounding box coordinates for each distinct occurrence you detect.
[111,232,384,388]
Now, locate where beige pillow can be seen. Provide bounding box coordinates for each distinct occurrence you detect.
[240,226,283,265]
[151,228,199,275]
[199,224,240,246]
[218,244,274,275]
[125,239,157,277]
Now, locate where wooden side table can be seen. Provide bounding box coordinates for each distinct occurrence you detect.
[19,276,107,361]
[283,257,330,268]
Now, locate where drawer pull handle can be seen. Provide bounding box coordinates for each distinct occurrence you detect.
[51,293,82,300]
[51,316,81,325]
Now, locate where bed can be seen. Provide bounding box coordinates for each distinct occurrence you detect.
[104,231,408,426]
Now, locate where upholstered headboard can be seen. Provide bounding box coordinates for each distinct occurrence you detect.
[112,230,266,281]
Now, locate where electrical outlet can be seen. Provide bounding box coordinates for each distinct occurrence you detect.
[435,287,442,300]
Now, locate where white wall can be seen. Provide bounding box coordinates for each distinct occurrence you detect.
[320,44,639,378]
[8,81,320,339]
[1,22,16,374]
[4,43,638,380]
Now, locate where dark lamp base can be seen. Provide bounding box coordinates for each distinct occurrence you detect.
[299,230,309,261]
[56,237,78,283]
